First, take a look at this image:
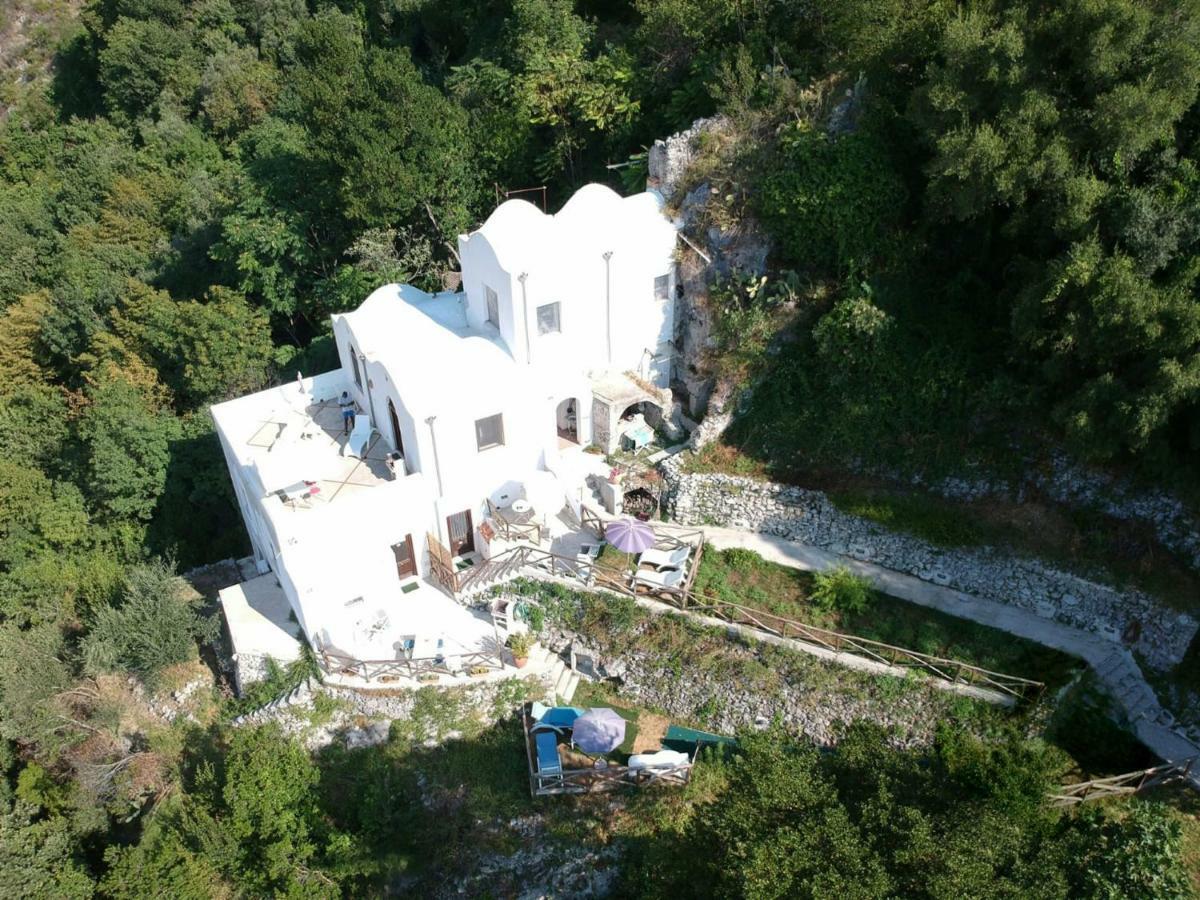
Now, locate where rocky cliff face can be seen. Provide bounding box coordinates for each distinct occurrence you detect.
[648,117,771,421]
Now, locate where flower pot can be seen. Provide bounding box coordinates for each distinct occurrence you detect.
[513,656,529,669]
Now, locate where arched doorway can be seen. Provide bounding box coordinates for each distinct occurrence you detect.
[617,400,663,452]
[556,397,579,445]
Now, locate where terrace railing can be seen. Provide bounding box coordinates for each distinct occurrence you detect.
[316,646,504,683]
[668,589,1046,701]
[1048,757,1197,807]
[433,512,1043,700]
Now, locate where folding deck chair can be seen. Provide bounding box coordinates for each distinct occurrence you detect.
[534,731,563,782]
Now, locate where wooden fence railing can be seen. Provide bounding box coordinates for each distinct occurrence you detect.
[1049,757,1197,807]
[436,506,1042,700]
[317,647,504,683]
[667,590,1045,700]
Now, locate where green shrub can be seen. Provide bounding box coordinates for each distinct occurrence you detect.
[811,566,872,615]
[82,561,212,686]
[507,632,534,658]
[756,123,905,275]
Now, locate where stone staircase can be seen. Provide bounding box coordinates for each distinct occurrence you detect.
[1092,646,1200,789]
[529,644,581,704]
[455,550,532,600]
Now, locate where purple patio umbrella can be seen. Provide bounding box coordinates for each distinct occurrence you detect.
[572,707,627,754]
[605,517,656,554]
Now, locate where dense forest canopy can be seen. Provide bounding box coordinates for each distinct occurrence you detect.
[0,0,1199,895]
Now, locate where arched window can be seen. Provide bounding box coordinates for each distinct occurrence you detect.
[350,343,362,389]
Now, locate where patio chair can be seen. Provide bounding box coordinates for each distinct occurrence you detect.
[342,417,372,458]
[637,567,686,591]
[639,545,690,571]
[534,731,563,779]
[530,706,584,734]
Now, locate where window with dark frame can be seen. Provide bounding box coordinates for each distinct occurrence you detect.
[475,413,504,451]
[536,302,561,335]
[485,285,499,327]
[654,273,671,301]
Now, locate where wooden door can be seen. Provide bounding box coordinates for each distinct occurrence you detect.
[446,509,474,556]
[392,534,417,578]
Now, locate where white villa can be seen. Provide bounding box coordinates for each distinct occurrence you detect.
[212,184,681,689]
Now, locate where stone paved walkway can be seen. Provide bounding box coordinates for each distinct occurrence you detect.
[702,526,1200,786]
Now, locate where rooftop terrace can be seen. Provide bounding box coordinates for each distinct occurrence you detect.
[212,372,400,512]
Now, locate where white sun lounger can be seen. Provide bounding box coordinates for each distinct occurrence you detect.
[639,546,691,570]
[637,567,686,590]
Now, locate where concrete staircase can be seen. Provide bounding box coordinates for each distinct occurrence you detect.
[1092,647,1200,789]
[529,644,580,704]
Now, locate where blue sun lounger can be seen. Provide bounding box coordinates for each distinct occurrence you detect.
[535,730,562,779]
[530,704,584,734]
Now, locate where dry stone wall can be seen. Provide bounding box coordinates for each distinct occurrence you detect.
[536,620,995,750]
[661,458,1198,671]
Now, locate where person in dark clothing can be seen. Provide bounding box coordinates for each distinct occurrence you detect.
[339,391,356,435]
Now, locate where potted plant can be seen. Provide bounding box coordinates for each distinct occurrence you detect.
[508,632,534,668]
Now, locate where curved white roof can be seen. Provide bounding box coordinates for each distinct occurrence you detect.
[473,183,676,274]
[338,283,538,418]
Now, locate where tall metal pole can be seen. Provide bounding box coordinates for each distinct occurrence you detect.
[425,415,444,496]
[358,353,374,427]
[519,272,531,364]
[603,251,614,365]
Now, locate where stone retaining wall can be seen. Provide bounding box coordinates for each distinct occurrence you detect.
[661,458,1198,671]
[537,622,994,750]
[878,453,1200,571]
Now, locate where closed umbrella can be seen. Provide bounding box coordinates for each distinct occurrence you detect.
[572,707,627,754]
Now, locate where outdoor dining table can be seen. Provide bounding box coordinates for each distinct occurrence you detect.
[498,500,534,525]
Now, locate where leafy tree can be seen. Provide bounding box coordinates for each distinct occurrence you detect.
[198,46,280,140]
[221,725,337,893]
[0,460,90,572]
[76,375,180,523]
[757,124,905,275]
[0,802,95,899]
[1067,803,1193,900]
[0,384,71,470]
[288,10,478,236]
[97,17,198,123]
[117,282,274,408]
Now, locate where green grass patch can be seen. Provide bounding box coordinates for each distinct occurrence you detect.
[829,489,988,547]
[694,546,1080,687]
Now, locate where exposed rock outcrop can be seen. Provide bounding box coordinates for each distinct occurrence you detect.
[649,116,771,420]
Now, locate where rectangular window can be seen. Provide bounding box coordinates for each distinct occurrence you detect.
[350,344,363,388]
[475,413,504,451]
[485,285,499,327]
[654,273,671,301]
[536,302,561,335]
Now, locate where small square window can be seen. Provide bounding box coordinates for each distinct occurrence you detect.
[485,286,499,327]
[536,302,561,335]
[475,413,504,451]
[654,273,671,301]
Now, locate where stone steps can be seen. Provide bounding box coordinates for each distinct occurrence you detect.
[532,646,580,704]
